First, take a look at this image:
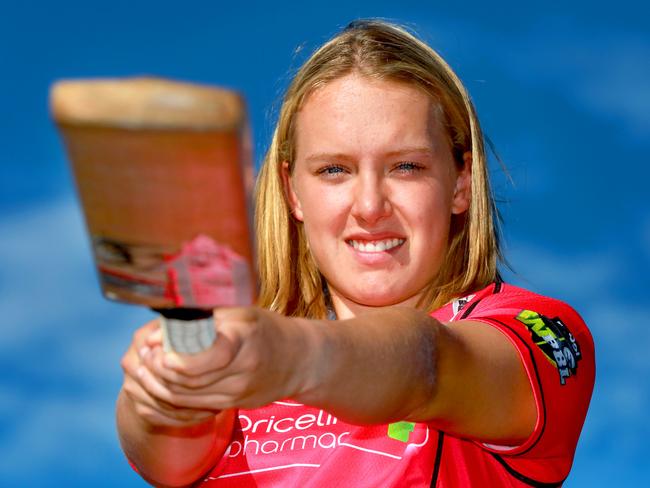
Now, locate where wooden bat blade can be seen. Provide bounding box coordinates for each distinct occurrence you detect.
[51,77,256,312]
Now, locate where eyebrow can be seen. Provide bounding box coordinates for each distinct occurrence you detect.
[304,152,355,164]
[383,147,435,158]
[303,147,434,163]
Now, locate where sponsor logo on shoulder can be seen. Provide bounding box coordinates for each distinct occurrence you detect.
[516,310,582,385]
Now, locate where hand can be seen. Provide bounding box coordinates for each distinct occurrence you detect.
[136,307,315,412]
[120,320,218,428]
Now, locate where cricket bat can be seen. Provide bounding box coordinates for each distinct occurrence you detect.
[50,77,256,354]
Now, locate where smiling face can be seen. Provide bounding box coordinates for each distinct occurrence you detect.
[282,74,471,318]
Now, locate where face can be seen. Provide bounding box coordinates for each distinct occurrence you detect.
[282,74,471,318]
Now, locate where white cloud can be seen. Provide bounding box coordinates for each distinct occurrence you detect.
[0,199,154,483]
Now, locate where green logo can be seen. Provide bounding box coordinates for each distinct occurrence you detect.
[515,309,581,385]
[387,421,415,442]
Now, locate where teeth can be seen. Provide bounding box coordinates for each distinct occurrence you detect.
[348,238,404,253]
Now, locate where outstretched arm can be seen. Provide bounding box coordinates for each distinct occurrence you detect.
[136,306,535,447]
[300,307,536,444]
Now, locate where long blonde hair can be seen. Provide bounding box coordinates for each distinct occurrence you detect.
[255,19,502,318]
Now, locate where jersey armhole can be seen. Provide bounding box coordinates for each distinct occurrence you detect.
[469,317,547,457]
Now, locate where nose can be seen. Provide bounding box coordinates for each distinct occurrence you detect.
[350,172,392,224]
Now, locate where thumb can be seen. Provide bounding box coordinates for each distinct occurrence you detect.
[163,323,241,375]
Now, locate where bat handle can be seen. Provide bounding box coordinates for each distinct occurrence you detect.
[153,308,216,354]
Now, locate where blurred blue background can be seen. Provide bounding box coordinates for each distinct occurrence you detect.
[1,1,648,486]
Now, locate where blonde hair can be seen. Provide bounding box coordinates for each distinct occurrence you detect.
[255,19,502,318]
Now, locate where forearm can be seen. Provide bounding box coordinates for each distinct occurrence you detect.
[116,389,235,487]
[294,308,447,425]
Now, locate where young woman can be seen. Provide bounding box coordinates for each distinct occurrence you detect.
[117,20,595,487]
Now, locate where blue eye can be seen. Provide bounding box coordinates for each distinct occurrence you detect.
[318,165,345,176]
[395,162,423,173]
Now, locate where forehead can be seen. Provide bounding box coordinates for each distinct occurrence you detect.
[294,74,447,160]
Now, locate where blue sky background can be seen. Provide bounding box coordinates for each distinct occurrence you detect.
[1,1,648,486]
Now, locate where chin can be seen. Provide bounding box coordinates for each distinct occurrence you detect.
[350,287,415,308]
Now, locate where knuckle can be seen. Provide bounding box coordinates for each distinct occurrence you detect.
[133,328,145,343]
[180,363,200,378]
[123,379,137,396]
[133,321,157,343]
[184,375,206,389]
[120,355,135,374]
[162,390,181,406]
[134,403,152,420]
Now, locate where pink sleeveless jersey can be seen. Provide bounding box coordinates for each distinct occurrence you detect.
[141,283,596,487]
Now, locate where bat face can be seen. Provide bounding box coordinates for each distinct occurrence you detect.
[51,78,256,310]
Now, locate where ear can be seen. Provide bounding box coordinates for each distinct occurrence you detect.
[280,161,304,221]
[451,151,472,215]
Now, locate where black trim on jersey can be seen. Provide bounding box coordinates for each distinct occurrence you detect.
[430,432,445,487]
[494,280,503,294]
[489,453,565,487]
[459,281,502,321]
[460,299,482,320]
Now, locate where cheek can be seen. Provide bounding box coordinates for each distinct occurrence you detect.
[298,183,350,230]
[396,182,454,228]
[296,188,348,267]
[398,185,455,267]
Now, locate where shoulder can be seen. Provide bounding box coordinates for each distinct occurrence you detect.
[453,283,595,481]
[463,282,594,387]
[464,283,592,346]
[473,282,583,314]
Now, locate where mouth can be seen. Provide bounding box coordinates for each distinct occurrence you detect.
[346,238,405,253]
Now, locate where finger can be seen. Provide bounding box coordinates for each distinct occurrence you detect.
[167,371,253,398]
[163,371,269,409]
[132,320,161,348]
[132,396,216,427]
[135,355,277,411]
[123,377,216,426]
[162,367,245,395]
[146,346,235,390]
[163,327,242,376]
[122,320,161,365]
[125,357,192,414]
[145,327,163,348]
[137,365,242,410]
[136,345,229,400]
[135,364,228,412]
[122,342,148,378]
